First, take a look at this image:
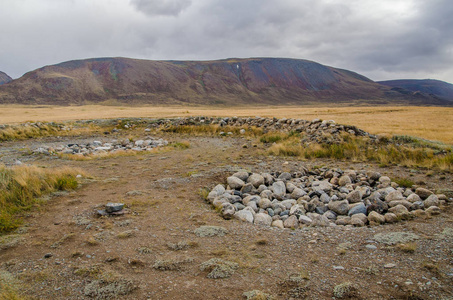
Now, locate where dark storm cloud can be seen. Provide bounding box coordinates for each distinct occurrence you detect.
[0,0,452,82]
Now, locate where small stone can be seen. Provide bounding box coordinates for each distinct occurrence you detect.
[299,215,313,225]
[247,174,265,188]
[424,194,439,208]
[221,203,235,220]
[348,203,367,216]
[388,204,409,215]
[407,193,421,203]
[311,214,331,227]
[366,244,377,250]
[384,213,398,223]
[254,213,272,226]
[234,210,254,223]
[346,190,362,203]
[271,220,284,229]
[415,187,433,199]
[258,198,273,209]
[44,253,53,259]
[385,191,405,202]
[283,215,299,229]
[425,206,441,215]
[384,263,396,268]
[105,203,124,213]
[328,200,349,215]
[347,213,363,226]
[272,181,286,199]
[227,176,245,190]
[338,175,352,186]
[368,211,385,224]
[233,171,249,181]
[379,176,391,186]
[333,266,345,270]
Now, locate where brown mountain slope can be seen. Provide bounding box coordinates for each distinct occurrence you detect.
[378,79,453,102]
[0,57,448,105]
[0,71,12,85]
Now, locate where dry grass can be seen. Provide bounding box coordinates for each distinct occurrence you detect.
[267,134,453,171]
[397,242,417,253]
[1,105,452,144]
[0,164,84,233]
[0,122,108,142]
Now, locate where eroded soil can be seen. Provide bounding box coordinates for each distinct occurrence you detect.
[1,131,452,299]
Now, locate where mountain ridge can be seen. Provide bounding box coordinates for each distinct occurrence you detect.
[0,57,450,105]
[378,79,453,102]
[0,71,12,85]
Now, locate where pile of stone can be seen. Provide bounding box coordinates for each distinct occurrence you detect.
[207,168,450,229]
[33,137,168,156]
[151,116,376,144]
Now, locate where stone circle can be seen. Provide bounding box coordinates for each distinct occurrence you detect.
[207,167,450,229]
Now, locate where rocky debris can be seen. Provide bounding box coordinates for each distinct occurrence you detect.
[208,168,449,228]
[156,116,377,145]
[33,137,168,157]
[97,203,127,216]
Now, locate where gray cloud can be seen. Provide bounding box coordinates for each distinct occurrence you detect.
[0,0,452,83]
[131,0,192,16]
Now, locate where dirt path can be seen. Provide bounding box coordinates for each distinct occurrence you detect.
[1,132,452,299]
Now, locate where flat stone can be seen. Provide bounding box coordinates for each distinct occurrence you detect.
[105,203,124,213]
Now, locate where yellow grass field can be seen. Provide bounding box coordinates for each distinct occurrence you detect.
[1,105,452,144]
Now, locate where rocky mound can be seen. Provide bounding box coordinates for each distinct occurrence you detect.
[208,168,450,228]
[33,137,168,156]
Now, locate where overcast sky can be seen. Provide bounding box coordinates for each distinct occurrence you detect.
[1,0,452,82]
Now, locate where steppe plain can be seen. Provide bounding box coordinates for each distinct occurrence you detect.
[0,104,452,300]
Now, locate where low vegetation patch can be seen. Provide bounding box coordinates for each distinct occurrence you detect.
[267,134,453,171]
[0,164,83,233]
[0,122,107,142]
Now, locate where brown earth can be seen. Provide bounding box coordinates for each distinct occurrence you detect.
[1,130,452,299]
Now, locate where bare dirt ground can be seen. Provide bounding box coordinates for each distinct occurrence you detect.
[1,130,452,299]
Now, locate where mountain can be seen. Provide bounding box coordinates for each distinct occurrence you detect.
[378,79,453,102]
[0,57,449,105]
[0,71,12,85]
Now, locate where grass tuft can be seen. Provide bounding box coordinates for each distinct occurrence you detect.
[0,164,84,233]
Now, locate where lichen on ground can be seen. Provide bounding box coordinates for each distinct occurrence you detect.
[194,225,228,237]
[373,232,420,245]
[83,278,135,299]
[333,282,357,298]
[200,258,238,279]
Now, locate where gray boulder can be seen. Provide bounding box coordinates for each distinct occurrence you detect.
[328,200,349,215]
[227,176,245,190]
[254,213,272,226]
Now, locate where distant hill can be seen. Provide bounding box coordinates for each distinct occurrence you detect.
[0,71,12,85]
[0,57,449,105]
[378,79,453,102]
